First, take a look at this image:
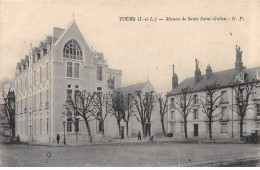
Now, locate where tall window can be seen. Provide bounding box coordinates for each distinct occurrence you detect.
[221,91,228,102]
[46,62,49,80]
[40,92,42,106]
[40,67,42,83]
[74,63,80,78]
[97,66,102,81]
[40,119,42,134]
[170,124,175,133]
[170,111,174,120]
[21,79,23,92]
[221,123,228,133]
[193,109,198,119]
[67,62,72,77]
[46,90,49,102]
[34,70,36,85]
[75,118,80,132]
[34,94,36,109]
[257,104,260,116]
[193,94,198,104]
[67,89,72,101]
[47,118,49,133]
[34,119,36,134]
[221,107,227,118]
[181,123,185,132]
[63,39,83,60]
[67,118,72,132]
[170,98,175,107]
[74,90,80,108]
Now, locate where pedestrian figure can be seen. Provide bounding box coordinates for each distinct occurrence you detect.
[56,134,60,144]
[138,131,142,141]
[17,135,20,142]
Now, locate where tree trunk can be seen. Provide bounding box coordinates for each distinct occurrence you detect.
[184,116,188,139]
[240,118,244,137]
[76,131,78,142]
[101,119,105,139]
[142,123,146,139]
[209,117,212,140]
[83,117,92,143]
[117,120,121,140]
[161,117,166,137]
[126,121,129,139]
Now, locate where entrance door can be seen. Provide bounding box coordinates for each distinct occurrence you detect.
[194,124,198,137]
[121,126,125,139]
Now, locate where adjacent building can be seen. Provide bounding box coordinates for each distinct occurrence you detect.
[167,46,260,139]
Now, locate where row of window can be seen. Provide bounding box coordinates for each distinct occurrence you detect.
[17,89,49,113]
[19,117,49,135]
[170,122,255,134]
[170,106,231,121]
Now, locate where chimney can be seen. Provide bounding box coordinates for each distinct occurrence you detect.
[235,45,243,75]
[195,58,202,82]
[172,65,178,89]
[53,27,64,39]
[206,64,213,79]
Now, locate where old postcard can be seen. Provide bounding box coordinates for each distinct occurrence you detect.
[0,0,259,167]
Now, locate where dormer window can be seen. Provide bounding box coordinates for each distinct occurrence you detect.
[63,39,83,60]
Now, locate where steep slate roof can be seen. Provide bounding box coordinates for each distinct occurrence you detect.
[113,82,148,94]
[168,66,260,96]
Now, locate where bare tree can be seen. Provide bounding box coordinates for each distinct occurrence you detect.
[107,91,125,139]
[175,87,194,139]
[231,79,259,137]
[92,92,110,139]
[64,90,96,143]
[0,79,15,137]
[200,84,222,140]
[132,90,155,138]
[62,110,80,142]
[155,93,168,137]
[122,93,134,139]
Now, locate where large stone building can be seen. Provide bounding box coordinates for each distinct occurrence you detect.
[14,19,162,143]
[14,19,123,143]
[167,46,260,139]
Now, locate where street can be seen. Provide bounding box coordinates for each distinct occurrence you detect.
[0,142,259,166]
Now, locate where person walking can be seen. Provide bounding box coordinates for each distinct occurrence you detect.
[138,131,142,141]
[56,134,60,144]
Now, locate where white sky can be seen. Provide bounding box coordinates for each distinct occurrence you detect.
[0,0,260,94]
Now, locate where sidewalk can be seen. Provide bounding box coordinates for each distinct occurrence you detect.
[25,136,245,147]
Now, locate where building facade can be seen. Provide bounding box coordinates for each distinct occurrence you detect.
[14,19,122,143]
[167,46,260,139]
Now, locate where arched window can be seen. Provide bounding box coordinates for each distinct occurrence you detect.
[63,39,83,60]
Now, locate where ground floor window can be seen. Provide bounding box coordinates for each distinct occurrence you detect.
[170,123,175,133]
[75,118,80,132]
[257,104,260,116]
[46,118,49,133]
[206,123,209,133]
[67,118,72,132]
[256,122,260,128]
[221,123,228,133]
[181,123,185,132]
[34,119,36,134]
[98,120,104,132]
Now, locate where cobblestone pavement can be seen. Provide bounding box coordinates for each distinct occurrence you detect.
[0,142,259,166]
